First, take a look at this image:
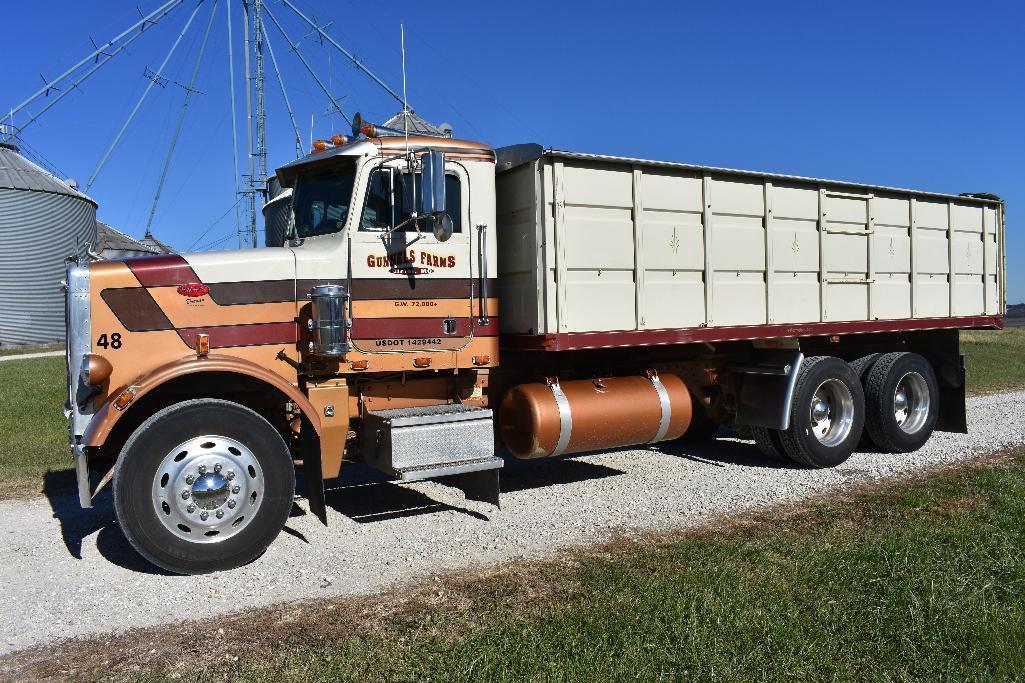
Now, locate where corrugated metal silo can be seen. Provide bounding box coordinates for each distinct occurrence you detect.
[0,142,97,346]
[262,175,291,248]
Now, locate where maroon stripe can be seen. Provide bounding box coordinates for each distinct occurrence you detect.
[502,315,1004,352]
[126,255,201,287]
[100,288,174,331]
[352,316,499,339]
[206,280,296,305]
[177,322,298,350]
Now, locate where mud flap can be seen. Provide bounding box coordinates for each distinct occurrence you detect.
[911,329,967,434]
[451,468,501,508]
[300,416,328,525]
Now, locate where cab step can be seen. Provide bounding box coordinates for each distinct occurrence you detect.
[363,404,502,506]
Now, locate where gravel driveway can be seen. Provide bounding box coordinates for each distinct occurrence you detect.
[2,390,1023,655]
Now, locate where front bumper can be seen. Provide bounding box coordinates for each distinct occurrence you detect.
[64,260,94,508]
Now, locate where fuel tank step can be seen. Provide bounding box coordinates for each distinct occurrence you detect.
[362,404,502,482]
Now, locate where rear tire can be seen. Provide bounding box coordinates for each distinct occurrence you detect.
[778,356,865,468]
[863,352,939,453]
[678,403,720,444]
[113,399,295,575]
[849,354,882,448]
[752,426,793,463]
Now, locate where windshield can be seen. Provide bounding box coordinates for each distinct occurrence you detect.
[291,161,357,238]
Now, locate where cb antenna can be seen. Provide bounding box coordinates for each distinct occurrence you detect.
[401,21,409,151]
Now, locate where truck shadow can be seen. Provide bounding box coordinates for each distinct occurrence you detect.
[324,464,490,523]
[659,431,792,469]
[323,457,626,523]
[498,455,625,493]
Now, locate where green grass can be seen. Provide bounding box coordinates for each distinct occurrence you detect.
[16,449,1014,681]
[0,343,62,357]
[963,328,1025,395]
[0,356,70,498]
[220,451,1025,681]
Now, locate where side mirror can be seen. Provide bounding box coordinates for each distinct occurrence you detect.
[429,212,454,242]
[420,149,446,216]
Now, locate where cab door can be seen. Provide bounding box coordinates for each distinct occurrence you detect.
[348,157,476,354]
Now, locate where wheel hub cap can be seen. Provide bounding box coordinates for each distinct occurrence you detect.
[894,371,930,434]
[150,435,264,544]
[191,473,230,510]
[809,378,855,447]
[811,400,830,423]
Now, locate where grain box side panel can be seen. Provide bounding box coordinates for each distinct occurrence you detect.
[913,198,951,318]
[552,159,637,333]
[770,182,820,323]
[708,175,767,326]
[495,161,544,334]
[871,194,912,320]
[638,168,705,328]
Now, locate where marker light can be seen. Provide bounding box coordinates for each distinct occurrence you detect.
[472,355,491,366]
[330,134,348,146]
[196,333,210,356]
[413,357,433,368]
[113,386,138,411]
[312,139,330,152]
[349,360,369,371]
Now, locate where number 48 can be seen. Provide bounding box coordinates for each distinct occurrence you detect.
[96,333,122,349]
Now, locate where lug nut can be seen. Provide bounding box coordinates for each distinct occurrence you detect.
[199,511,209,521]
[198,465,207,475]
[215,510,224,519]
[181,490,191,500]
[185,474,195,485]
[214,463,222,473]
[227,499,236,509]
[231,485,240,494]
[225,470,235,481]
[186,503,196,513]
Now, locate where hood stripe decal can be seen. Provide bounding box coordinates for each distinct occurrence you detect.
[125,255,200,287]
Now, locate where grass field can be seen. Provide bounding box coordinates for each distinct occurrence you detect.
[962,328,1025,395]
[0,356,68,498]
[0,343,62,357]
[11,447,1025,681]
[0,330,1021,500]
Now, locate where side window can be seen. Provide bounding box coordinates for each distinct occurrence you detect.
[360,168,463,233]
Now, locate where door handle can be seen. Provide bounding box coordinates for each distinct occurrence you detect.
[477,224,489,325]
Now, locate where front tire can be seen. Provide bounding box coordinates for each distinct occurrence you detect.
[863,352,939,453]
[778,356,865,468]
[113,399,295,574]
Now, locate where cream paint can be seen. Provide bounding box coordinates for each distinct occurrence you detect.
[185,246,297,283]
[496,153,1004,335]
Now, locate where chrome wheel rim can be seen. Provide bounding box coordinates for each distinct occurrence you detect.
[808,379,855,447]
[151,435,264,543]
[894,371,930,434]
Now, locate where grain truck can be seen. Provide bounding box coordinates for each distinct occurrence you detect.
[64,115,1005,573]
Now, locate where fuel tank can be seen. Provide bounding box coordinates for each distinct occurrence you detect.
[498,373,692,459]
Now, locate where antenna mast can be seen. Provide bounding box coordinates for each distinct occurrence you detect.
[253,0,268,249]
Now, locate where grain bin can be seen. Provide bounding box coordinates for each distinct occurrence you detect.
[0,142,97,346]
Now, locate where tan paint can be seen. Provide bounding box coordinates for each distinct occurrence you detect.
[306,380,349,479]
[351,297,498,319]
[83,353,320,448]
[147,287,296,327]
[358,373,488,415]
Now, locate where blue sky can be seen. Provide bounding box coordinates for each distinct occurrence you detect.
[2,0,1022,302]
